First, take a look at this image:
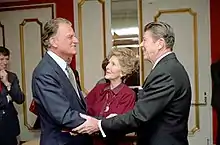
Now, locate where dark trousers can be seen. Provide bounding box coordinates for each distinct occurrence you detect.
[0,136,17,145]
[33,116,41,129]
[217,110,220,145]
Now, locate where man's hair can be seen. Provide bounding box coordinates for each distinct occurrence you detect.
[42,18,72,50]
[0,46,10,56]
[144,21,175,50]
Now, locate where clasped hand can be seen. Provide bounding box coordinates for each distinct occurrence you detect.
[68,113,117,135]
[71,113,99,135]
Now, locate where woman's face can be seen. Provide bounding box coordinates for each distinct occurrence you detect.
[105,55,123,81]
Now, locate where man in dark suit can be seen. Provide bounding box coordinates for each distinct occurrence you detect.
[73,21,192,145]
[33,63,82,130]
[0,46,25,145]
[211,60,220,145]
[32,18,92,145]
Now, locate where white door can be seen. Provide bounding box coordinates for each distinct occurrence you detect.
[141,0,212,144]
[0,4,54,141]
[74,0,112,94]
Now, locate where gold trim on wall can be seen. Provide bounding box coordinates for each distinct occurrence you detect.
[78,0,107,94]
[0,3,55,19]
[137,0,144,85]
[19,18,43,130]
[0,22,6,47]
[0,3,54,131]
[154,8,199,135]
[99,0,107,59]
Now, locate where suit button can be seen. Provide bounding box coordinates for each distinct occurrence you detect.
[2,110,5,114]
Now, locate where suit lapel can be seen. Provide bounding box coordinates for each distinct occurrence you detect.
[44,53,86,110]
[142,53,177,88]
[153,53,176,70]
[77,86,87,108]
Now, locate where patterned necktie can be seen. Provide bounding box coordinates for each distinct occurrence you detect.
[66,65,81,99]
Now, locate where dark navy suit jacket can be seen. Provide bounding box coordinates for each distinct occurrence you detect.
[32,53,92,145]
[0,71,24,143]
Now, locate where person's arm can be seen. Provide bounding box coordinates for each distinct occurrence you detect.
[0,91,9,108]
[32,73,85,129]
[101,72,175,134]
[8,74,25,104]
[103,90,136,137]
[0,73,24,108]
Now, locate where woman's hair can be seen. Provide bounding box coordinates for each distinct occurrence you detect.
[101,57,109,72]
[107,48,139,78]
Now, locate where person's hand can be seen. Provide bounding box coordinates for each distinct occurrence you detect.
[72,113,99,135]
[61,130,78,136]
[0,70,8,85]
[106,113,117,119]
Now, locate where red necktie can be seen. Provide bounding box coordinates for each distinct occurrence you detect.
[0,82,2,92]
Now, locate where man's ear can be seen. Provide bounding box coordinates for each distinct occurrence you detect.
[49,37,57,48]
[157,38,165,50]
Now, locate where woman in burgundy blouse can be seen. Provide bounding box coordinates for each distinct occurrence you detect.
[86,48,139,145]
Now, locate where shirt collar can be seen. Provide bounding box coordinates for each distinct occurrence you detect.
[103,83,125,95]
[47,51,68,75]
[152,52,173,69]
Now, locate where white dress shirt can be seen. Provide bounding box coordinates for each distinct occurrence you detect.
[47,51,68,77]
[152,52,173,69]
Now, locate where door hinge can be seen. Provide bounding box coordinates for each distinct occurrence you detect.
[206,138,210,145]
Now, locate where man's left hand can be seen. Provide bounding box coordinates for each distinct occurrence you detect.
[0,70,8,84]
[72,113,99,135]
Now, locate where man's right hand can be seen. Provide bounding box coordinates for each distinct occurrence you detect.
[0,70,9,85]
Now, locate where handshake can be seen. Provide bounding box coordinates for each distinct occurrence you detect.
[63,113,117,136]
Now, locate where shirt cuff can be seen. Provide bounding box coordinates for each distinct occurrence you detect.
[138,86,143,90]
[98,120,106,137]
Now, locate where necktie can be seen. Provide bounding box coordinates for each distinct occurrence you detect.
[0,82,2,92]
[66,65,81,99]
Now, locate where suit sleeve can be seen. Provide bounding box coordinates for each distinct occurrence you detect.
[9,74,25,104]
[0,74,24,108]
[0,91,8,108]
[101,72,175,134]
[32,73,85,128]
